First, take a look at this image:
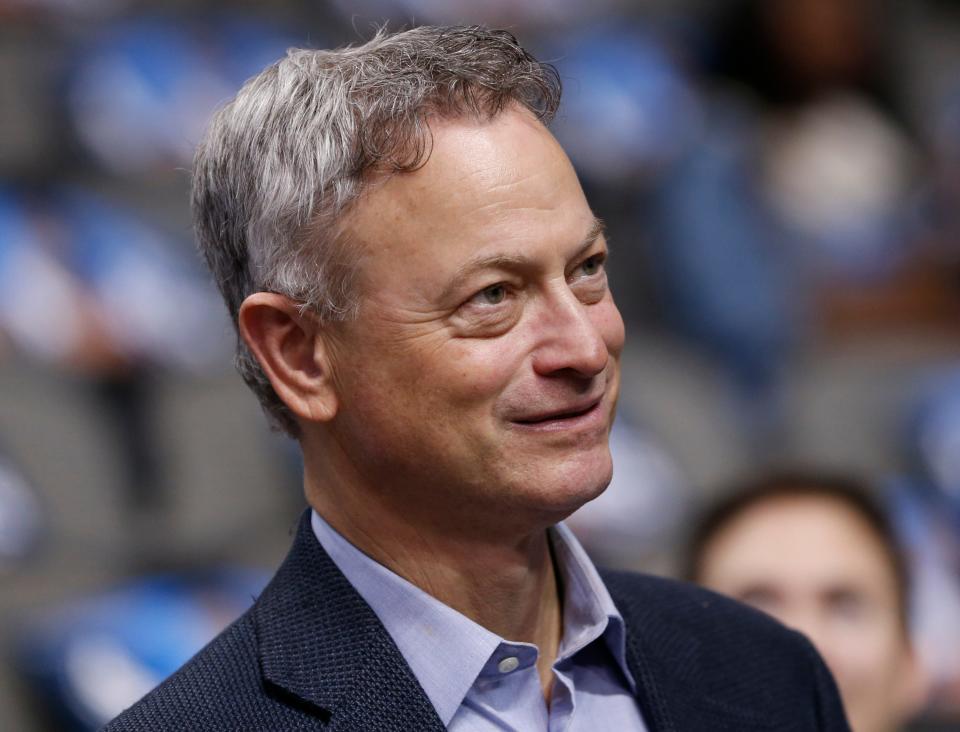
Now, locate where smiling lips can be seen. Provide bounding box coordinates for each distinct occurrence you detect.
[510,395,606,431]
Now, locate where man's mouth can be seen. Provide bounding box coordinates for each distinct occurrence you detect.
[510,396,604,429]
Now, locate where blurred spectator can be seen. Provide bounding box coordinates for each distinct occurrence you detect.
[647,0,959,442]
[685,472,929,732]
[0,183,231,513]
[0,186,117,370]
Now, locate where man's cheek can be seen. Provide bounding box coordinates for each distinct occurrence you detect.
[452,347,523,392]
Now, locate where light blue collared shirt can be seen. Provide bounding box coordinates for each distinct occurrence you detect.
[311,511,648,731]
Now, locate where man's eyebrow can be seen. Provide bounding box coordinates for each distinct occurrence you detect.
[582,216,606,251]
[442,216,607,300]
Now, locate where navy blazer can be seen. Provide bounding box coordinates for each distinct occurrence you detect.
[105,511,850,731]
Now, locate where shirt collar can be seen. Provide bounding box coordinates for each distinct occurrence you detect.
[310,511,635,725]
[550,521,635,690]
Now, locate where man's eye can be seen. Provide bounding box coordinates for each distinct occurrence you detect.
[475,284,507,305]
[577,254,605,277]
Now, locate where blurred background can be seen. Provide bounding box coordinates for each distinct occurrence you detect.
[0,0,957,729]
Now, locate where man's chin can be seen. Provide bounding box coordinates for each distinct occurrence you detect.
[522,453,614,522]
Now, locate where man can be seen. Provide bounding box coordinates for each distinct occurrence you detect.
[686,472,928,732]
[107,26,849,730]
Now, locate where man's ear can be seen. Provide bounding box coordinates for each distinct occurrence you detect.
[238,293,338,423]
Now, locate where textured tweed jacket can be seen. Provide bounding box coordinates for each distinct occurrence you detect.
[104,511,850,731]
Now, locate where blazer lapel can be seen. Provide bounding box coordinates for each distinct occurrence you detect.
[253,511,445,731]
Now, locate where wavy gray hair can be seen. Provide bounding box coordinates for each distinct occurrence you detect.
[192,25,561,436]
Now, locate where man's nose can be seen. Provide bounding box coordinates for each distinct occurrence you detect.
[531,286,609,379]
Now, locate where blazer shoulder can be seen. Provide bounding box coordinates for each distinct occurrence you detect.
[101,610,320,732]
[102,612,254,731]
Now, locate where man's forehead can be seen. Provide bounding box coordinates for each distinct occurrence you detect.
[345,109,586,255]
[383,112,562,195]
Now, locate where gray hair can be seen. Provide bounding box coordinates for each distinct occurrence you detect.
[192,25,561,436]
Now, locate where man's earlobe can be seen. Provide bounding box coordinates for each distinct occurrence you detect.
[238,293,339,423]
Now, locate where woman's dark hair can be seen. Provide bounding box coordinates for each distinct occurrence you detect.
[684,470,911,627]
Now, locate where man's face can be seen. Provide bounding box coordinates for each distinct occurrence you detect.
[321,107,624,533]
[697,495,923,732]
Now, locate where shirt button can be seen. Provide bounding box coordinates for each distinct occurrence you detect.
[497,656,520,674]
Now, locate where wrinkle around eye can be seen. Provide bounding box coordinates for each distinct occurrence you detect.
[449,297,521,338]
[570,271,609,304]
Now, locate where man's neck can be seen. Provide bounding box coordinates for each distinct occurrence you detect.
[304,462,564,698]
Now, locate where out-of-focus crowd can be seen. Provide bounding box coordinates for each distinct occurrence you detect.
[0,1,957,730]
